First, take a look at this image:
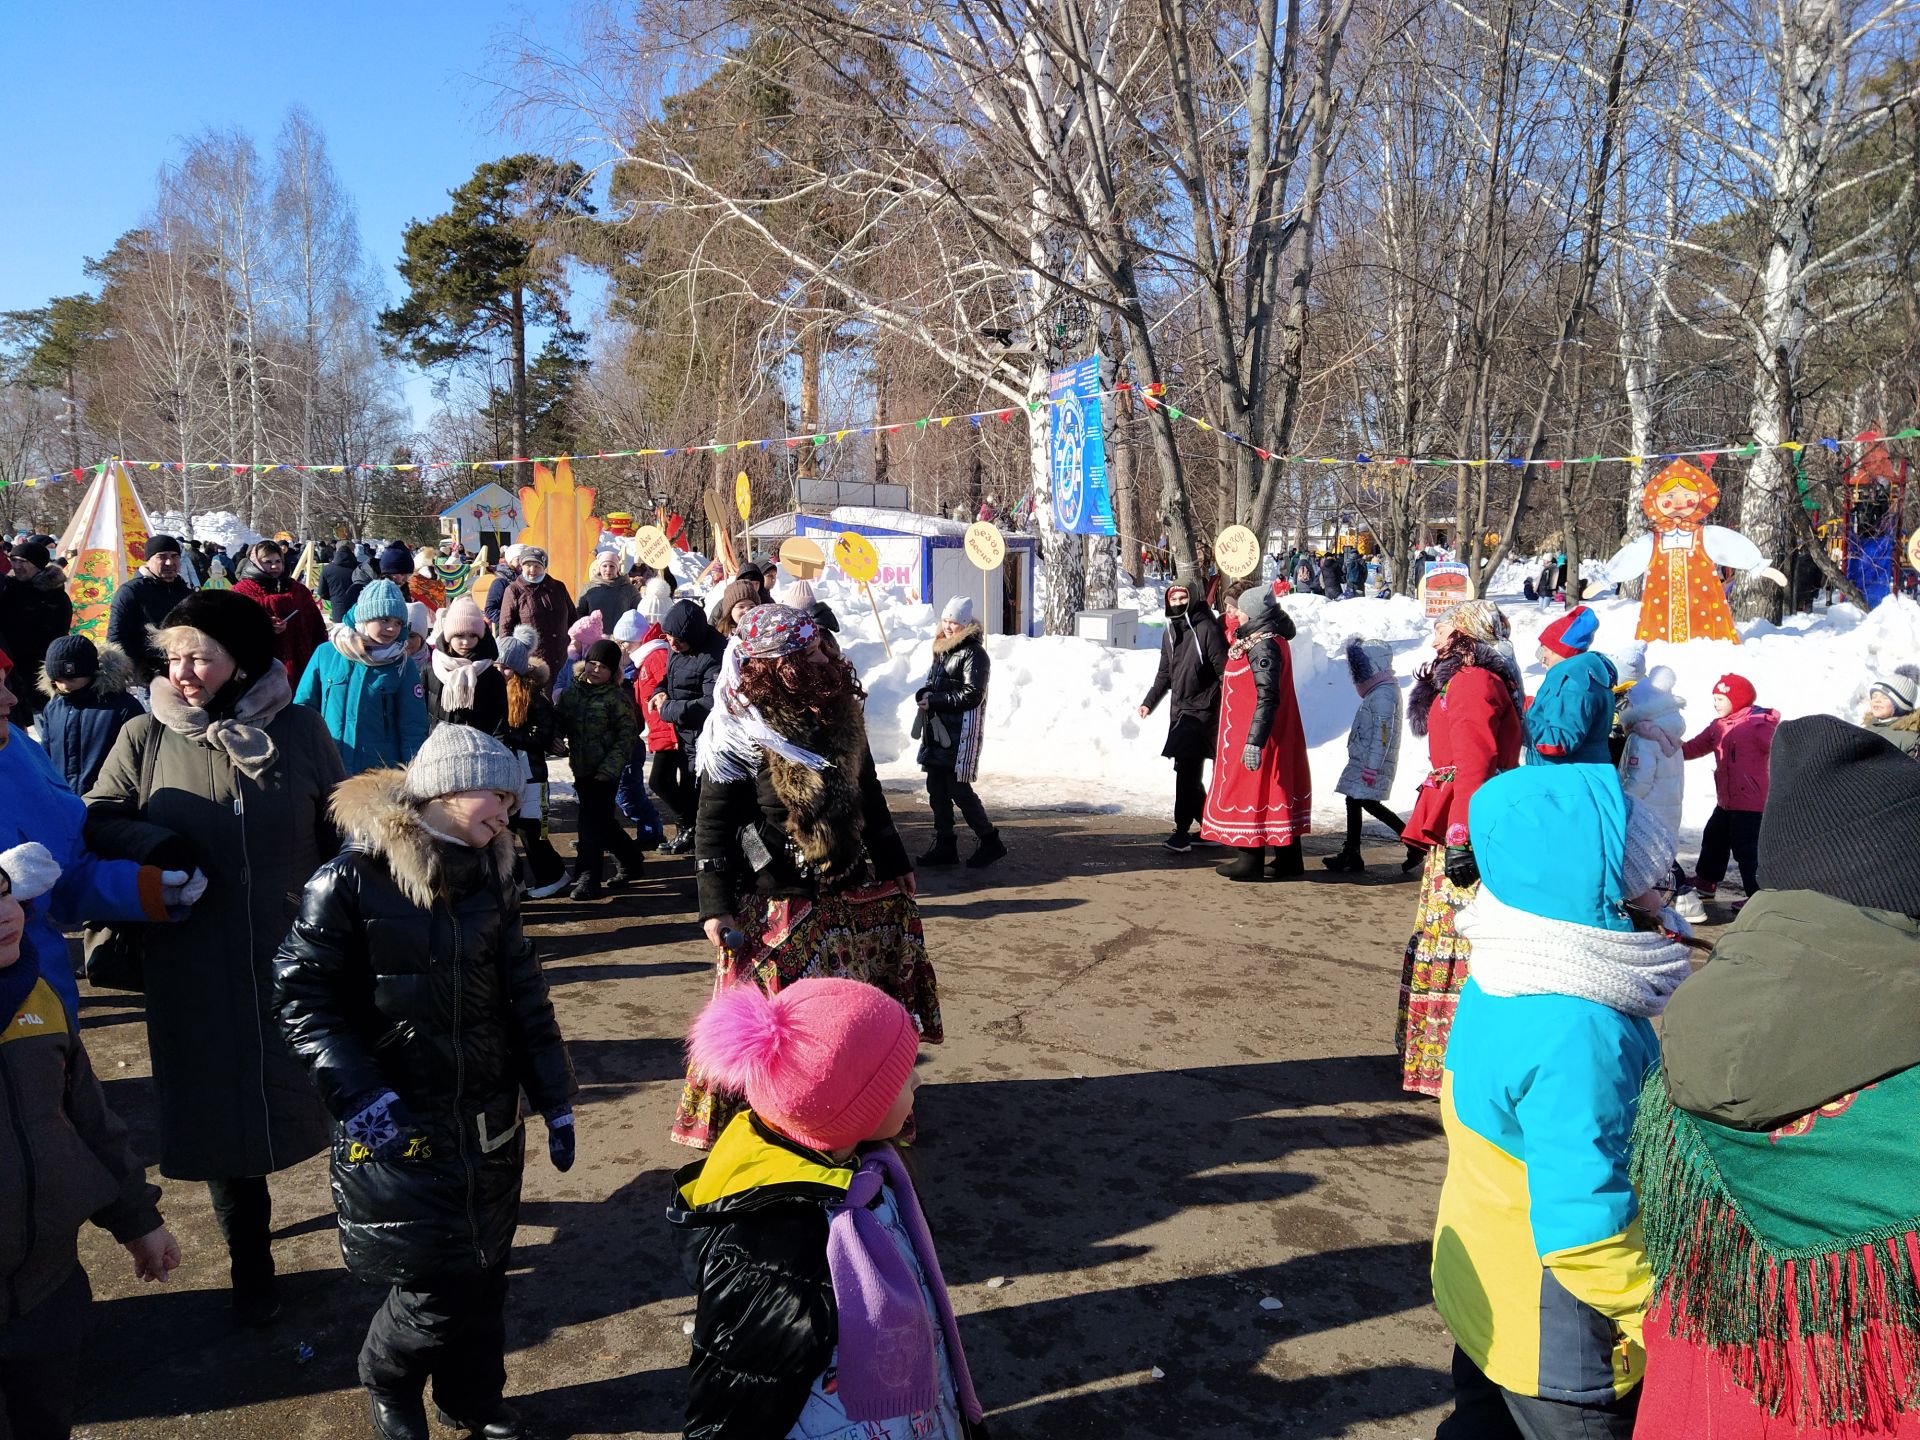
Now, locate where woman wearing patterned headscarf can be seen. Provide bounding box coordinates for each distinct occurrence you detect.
[669,604,942,1148]
[1395,600,1525,1096]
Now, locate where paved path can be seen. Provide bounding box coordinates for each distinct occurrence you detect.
[73,802,1455,1439]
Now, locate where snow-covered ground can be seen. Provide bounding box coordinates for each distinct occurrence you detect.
[804,569,1920,843]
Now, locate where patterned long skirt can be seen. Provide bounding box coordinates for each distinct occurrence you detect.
[1395,845,1477,1097]
[670,877,943,1148]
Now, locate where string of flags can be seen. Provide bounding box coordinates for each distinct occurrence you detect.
[3,382,1915,489]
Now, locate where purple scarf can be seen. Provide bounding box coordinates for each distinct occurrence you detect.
[825,1145,984,1425]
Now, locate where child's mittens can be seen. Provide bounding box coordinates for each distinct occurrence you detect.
[545,1109,576,1172]
[1360,769,1379,788]
[1241,744,1262,772]
[0,843,60,903]
[344,1089,420,1162]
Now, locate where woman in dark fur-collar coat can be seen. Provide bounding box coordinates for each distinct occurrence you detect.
[671,603,941,1151]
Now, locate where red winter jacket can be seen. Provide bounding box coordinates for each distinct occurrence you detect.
[1681,705,1779,812]
[633,639,677,752]
[1403,665,1523,849]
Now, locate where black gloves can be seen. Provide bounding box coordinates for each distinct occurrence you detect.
[1444,845,1480,889]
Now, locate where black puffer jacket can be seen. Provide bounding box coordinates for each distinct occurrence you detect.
[659,599,726,757]
[915,621,988,771]
[317,544,364,619]
[1234,596,1294,749]
[669,1116,990,1440]
[273,770,574,1285]
[1140,599,1228,761]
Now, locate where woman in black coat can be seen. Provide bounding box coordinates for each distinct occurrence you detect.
[914,598,1001,868]
[274,728,574,1440]
[1138,584,1228,851]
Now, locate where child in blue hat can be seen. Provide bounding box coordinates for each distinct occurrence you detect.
[1430,763,1695,1438]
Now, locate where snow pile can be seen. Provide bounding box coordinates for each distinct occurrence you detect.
[149,510,265,551]
[834,569,1920,841]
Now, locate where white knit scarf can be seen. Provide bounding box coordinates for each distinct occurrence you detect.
[1455,883,1693,1018]
[694,634,830,784]
[430,646,493,713]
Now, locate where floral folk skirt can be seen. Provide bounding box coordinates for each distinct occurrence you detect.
[1395,844,1476,1097]
[670,877,943,1148]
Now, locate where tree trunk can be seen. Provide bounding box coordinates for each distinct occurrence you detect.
[798,311,820,485]
[510,283,531,490]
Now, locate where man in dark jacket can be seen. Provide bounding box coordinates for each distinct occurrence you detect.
[1320,551,1343,600]
[1,847,180,1435]
[915,596,1003,868]
[0,540,72,727]
[1344,548,1367,597]
[653,599,726,855]
[1138,584,1228,851]
[106,534,192,681]
[318,542,365,620]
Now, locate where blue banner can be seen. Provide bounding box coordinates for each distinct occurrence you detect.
[1048,357,1116,536]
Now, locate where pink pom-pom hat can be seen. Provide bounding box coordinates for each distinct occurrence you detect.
[687,978,919,1153]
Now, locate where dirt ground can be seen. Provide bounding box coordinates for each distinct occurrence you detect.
[71,795,1463,1439]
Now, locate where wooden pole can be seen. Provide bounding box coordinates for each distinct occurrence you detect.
[863,582,892,657]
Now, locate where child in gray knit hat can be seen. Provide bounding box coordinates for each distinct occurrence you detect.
[1861,664,1920,758]
[274,724,574,1440]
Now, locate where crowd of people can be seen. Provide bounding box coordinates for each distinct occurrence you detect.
[2,516,1919,1440]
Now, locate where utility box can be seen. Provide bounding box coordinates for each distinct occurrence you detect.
[1075,608,1138,648]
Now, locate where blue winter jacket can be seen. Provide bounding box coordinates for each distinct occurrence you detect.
[1523,651,1618,765]
[293,621,429,776]
[1,725,164,1013]
[35,643,146,798]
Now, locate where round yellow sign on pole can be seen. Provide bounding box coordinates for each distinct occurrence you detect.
[779,536,827,580]
[734,471,752,523]
[834,531,879,584]
[634,524,675,571]
[1214,524,1261,579]
[964,522,1007,571]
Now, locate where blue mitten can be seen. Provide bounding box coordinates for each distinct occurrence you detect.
[344,1089,421,1162]
[546,1110,576,1172]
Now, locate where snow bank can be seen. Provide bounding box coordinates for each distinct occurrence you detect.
[835,569,1920,841]
[149,510,265,551]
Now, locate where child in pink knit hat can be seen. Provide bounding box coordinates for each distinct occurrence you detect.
[670,978,988,1438]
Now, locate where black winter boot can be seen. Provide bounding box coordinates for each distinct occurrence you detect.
[368,1391,431,1440]
[1321,845,1365,874]
[1402,844,1428,873]
[434,1400,526,1438]
[568,873,602,901]
[1215,847,1266,881]
[607,855,641,888]
[917,836,960,867]
[965,831,1008,869]
[1264,843,1305,880]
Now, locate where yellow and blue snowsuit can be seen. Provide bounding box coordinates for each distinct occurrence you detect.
[1432,765,1655,1403]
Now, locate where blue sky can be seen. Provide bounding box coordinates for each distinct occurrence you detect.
[0,1,562,424]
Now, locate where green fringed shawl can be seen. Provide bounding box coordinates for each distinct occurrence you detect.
[1631,1065,1920,1430]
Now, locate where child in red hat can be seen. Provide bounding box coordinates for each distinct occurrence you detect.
[1680,673,1778,907]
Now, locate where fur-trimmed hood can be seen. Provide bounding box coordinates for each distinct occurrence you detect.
[1344,637,1394,691]
[933,619,983,656]
[1619,666,1685,737]
[328,768,517,910]
[36,641,137,701]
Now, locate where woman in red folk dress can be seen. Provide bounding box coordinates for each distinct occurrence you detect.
[1396,600,1525,1096]
[1201,583,1313,882]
